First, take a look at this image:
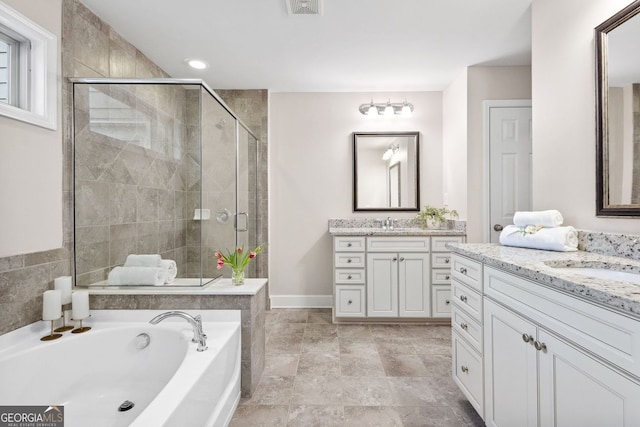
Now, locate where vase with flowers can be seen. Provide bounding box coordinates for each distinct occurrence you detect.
[215,244,264,285]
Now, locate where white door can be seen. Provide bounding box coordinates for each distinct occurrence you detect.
[398,252,429,317]
[538,329,640,427]
[484,299,538,427]
[489,104,532,243]
[366,253,398,317]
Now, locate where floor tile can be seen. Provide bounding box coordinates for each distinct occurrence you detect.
[388,377,438,406]
[263,354,299,377]
[343,406,404,427]
[379,353,430,377]
[242,376,294,406]
[287,405,344,427]
[341,376,396,406]
[291,374,343,405]
[340,353,386,376]
[229,405,289,427]
[297,352,340,376]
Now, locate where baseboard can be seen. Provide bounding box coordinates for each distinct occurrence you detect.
[269,294,333,308]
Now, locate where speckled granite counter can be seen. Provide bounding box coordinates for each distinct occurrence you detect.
[447,243,640,318]
[329,227,466,236]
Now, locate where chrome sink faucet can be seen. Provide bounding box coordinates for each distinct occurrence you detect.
[385,217,395,230]
[149,311,208,351]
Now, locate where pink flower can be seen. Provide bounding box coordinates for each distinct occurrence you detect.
[217,259,224,267]
[249,252,256,259]
[237,247,242,254]
[216,263,224,270]
[214,251,222,259]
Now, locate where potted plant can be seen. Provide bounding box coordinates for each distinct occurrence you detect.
[215,244,265,285]
[415,205,459,229]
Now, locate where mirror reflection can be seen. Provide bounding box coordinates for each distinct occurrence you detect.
[353,132,419,211]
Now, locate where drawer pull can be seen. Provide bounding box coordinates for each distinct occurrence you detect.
[461,365,469,374]
[534,340,547,352]
[459,295,467,303]
[347,275,352,280]
[392,257,398,262]
[445,275,450,280]
[347,243,352,247]
[459,267,468,275]
[445,300,450,305]
[347,300,353,305]
[460,322,468,330]
[347,259,352,263]
[445,258,450,264]
[522,333,534,344]
[399,257,405,262]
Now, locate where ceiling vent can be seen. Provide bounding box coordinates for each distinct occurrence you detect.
[286,0,322,15]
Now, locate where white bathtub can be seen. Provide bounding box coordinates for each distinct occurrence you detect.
[0,310,241,427]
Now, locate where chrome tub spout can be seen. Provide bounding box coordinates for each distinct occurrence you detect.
[149,311,208,352]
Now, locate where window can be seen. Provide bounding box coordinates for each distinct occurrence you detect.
[0,1,56,130]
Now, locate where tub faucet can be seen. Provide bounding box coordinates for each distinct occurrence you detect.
[149,311,208,352]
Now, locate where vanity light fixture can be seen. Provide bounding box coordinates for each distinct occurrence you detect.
[358,99,414,117]
[184,58,209,70]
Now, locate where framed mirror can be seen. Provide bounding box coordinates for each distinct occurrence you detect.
[595,0,640,216]
[353,131,419,211]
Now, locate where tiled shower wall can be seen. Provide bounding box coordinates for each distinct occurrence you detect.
[0,0,269,335]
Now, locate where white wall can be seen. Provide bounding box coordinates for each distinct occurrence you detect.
[0,0,62,257]
[532,0,638,233]
[270,91,442,304]
[443,69,468,218]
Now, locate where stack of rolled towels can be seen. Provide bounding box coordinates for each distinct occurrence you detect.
[499,210,578,252]
[107,254,178,286]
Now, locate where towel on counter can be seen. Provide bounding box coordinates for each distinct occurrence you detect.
[499,225,578,252]
[123,254,162,267]
[513,210,564,228]
[160,259,177,284]
[108,266,168,286]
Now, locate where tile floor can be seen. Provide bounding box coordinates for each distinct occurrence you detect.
[229,308,484,427]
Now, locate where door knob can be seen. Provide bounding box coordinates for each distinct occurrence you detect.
[494,224,504,232]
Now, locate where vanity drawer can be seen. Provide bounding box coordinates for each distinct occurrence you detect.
[452,304,482,353]
[485,266,640,379]
[432,269,452,285]
[451,254,483,292]
[334,236,366,252]
[334,253,365,268]
[451,278,482,322]
[432,236,464,252]
[335,285,366,317]
[367,237,430,252]
[432,286,452,317]
[452,331,484,418]
[335,269,365,284]
[431,253,452,269]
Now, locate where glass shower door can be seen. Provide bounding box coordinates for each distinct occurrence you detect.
[237,124,259,277]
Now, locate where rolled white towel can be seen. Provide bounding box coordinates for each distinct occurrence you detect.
[160,259,177,284]
[124,254,162,267]
[499,225,578,252]
[108,266,168,286]
[513,210,564,228]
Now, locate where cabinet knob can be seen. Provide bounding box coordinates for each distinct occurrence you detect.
[347,258,352,263]
[347,300,353,305]
[347,275,352,279]
[461,365,469,374]
[445,275,450,280]
[399,257,405,262]
[392,257,398,262]
[522,333,534,344]
[445,300,450,305]
[460,322,468,330]
[534,340,547,352]
[459,295,467,303]
[347,243,352,247]
[445,258,450,264]
[459,267,468,275]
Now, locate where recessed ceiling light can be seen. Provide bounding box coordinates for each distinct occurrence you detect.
[185,58,208,70]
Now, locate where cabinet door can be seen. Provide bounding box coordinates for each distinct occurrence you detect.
[484,299,538,427]
[398,252,429,317]
[367,253,398,317]
[538,329,640,427]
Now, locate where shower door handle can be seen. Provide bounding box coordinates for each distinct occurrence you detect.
[234,212,248,232]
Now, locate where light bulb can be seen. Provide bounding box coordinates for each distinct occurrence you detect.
[384,103,394,116]
[401,104,412,116]
[367,104,378,115]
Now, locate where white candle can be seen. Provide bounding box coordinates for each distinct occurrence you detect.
[42,290,62,321]
[54,276,72,304]
[71,290,90,320]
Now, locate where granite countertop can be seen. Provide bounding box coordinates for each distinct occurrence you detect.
[86,278,267,296]
[447,243,640,318]
[329,227,466,236]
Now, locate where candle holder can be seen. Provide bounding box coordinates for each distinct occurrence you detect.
[54,308,74,332]
[41,320,63,341]
[71,317,91,334]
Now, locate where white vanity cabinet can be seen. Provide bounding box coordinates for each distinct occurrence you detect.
[332,234,464,321]
[481,266,640,426]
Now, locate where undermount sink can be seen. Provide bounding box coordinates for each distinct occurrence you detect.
[546,264,640,285]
